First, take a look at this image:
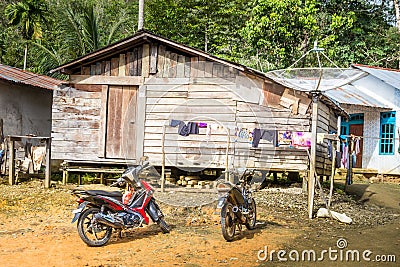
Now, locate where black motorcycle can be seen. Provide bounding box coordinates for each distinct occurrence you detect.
[216,168,257,241]
[71,161,170,247]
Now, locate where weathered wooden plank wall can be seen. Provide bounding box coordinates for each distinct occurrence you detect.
[52,40,339,175]
[52,85,102,160]
[315,102,335,176]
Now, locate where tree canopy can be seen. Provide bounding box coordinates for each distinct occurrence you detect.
[1,0,399,75]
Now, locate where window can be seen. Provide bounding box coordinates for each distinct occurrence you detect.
[380,111,396,155]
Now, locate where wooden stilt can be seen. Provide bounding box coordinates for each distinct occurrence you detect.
[161,125,166,192]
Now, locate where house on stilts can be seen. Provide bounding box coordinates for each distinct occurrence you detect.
[50,30,345,185]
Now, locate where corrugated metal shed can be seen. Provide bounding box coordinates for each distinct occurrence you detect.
[0,63,63,90]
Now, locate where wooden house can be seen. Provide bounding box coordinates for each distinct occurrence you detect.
[50,30,344,180]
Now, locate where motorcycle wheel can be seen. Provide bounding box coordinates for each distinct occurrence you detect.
[245,198,257,230]
[157,217,170,233]
[77,207,112,247]
[221,202,236,241]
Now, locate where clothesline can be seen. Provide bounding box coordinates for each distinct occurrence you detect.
[339,134,400,141]
[168,119,279,148]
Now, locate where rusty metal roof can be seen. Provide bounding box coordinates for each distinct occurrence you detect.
[0,63,63,90]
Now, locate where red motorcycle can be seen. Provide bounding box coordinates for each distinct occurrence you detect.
[71,161,170,247]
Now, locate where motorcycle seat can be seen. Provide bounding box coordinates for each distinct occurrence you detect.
[85,190,123,198]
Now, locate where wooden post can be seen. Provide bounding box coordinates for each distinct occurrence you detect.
[44,138,51,188]
[161,125,166,192]
[308,93,319,219]
[62,169,68,184]
[0,118,4,144]
[8,138,15,185]
[100,173,105,185]
[329,116,341,207]
[328,146,336,207]
[225,128,230,182]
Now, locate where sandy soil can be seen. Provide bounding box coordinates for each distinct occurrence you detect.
[0,179,399,267]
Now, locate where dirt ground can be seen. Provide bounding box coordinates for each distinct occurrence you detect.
[0,177,399,267]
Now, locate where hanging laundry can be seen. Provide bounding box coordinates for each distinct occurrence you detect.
[237,128,249,139]
[170,119,181,127]
[252,128,262,148]
[354,137,361,155]
[327,140,332,160]
[260,129,276,142]
[317,133,325,143]
[277,130,292,147]
[335,151,341,168]
[198,122,207,128]
[187,122,199,134]
[341,142,348,168]
[248,130,253,145]
[292,132,312,148]
[178,121,190,136]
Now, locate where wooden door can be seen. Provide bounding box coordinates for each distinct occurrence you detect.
[349,124,363,168]
[106,85,137,159]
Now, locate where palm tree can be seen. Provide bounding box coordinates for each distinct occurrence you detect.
[59,2,127,58]
[5,0,48,70]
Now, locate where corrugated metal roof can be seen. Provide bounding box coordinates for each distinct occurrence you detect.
[352,64,400,89]
[324,64,400,109]
[0,63,63,90]
[325,83,390,108]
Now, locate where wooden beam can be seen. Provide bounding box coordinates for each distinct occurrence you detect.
[8,138,15,185]
[142,44,150,77]
[104,61,111,76]
[133,48,138,76]
[119,54,126,76]
[70,75,143,85]
[150,44,158,74]
[157,45,165,77]
[308,94,319,219]
[44,138,51,188]
[98,85,108,158]
[111,58,119,76]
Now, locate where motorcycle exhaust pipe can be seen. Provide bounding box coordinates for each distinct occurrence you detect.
[94,213,124,229]
[232,206,247,224]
